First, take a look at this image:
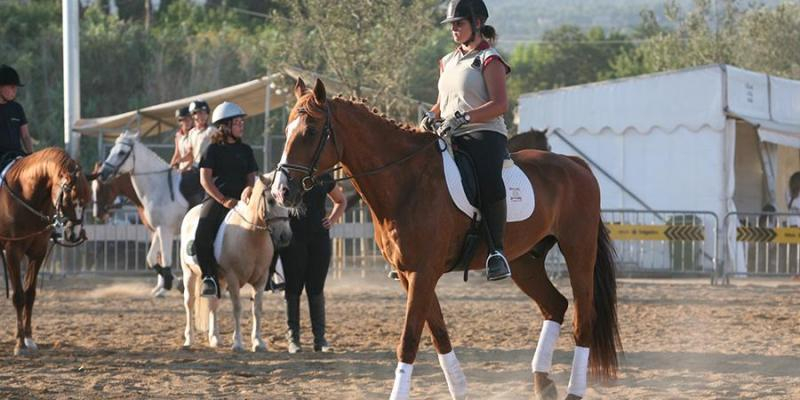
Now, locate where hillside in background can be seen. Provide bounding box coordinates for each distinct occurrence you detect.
[488,0,784,47]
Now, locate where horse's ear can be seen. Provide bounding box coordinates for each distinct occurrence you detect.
[259,173,273,187]
[312,78,326,104]
[294,78,307,100]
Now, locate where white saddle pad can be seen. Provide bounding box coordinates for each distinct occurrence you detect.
[184,202,245,265]
[441,140,535,222]
[0,158,19,189]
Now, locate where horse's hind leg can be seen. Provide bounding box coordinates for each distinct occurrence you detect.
[398,273,466,400]
[182,266,197,348]
[4,248,27,355]
[558,237,598,400]
[511,254,568,400]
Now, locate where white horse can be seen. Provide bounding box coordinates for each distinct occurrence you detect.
[97,131,188,295]
[180,174,291,351]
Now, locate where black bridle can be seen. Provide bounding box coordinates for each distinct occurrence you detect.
[102,137,171,179]
[276,103,440,192]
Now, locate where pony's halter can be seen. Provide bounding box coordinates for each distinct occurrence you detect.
[277,105,339,192]
[232,187,290,231]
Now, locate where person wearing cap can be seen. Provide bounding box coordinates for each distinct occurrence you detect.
[195,101,258,297]
[169,106,194,171]
[419,0,512,281]
[0,65,33,165]
[187,99,217,167]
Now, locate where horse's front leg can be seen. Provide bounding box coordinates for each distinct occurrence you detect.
[22,245,48,352]
[148,229,166,297]
[228,276,244,352]
[390,270,439,400]
[182,266,197,348]
[250,275,268,352]
[4,249,27,355]
[398,273,466,400]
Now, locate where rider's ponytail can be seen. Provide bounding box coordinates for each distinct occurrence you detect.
[480,24,497,44]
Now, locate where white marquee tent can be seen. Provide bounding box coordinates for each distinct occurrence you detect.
[518,64,800,273]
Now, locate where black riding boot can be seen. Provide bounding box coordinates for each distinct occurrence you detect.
[309,294,331,352]
[195,219,220,298]
[483,199,511,281]
[285,294,302,353]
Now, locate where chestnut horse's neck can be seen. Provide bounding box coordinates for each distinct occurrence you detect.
[329,99,440,218]
[5,148,73,203]
[112,173,142,208]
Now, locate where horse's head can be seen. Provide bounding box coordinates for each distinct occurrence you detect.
[256,173,292,248]
[89,161,118,222]
[99,131,138,182]
[53,161,91,244]
[272,78,340,208]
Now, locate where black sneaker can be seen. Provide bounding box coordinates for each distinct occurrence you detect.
[486,251,511,281]
[201,277,218,298]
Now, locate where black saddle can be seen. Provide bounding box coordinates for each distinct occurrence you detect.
[178,168,204,208]
[451,147,511,209]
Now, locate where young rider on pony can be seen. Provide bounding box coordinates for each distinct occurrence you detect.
[420,0,512,281]
[196,101,259,297]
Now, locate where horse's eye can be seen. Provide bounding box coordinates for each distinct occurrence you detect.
[268,198,276,206]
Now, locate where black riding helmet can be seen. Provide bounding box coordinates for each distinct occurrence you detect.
[0,64,24,87]
[441,0,489,44]
[188,99,210,114]
[175,106,191,120]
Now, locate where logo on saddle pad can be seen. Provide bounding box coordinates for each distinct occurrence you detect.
[441,145,535,222]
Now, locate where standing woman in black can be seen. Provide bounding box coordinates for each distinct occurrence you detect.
[282,174,346,353]
[195,101,258,297]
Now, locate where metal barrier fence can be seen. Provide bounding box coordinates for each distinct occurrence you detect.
[49,206,789,286]
[545,209,719,282]
[723,212,800,279]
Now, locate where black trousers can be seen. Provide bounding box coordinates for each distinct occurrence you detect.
[281,233,332,298]
[195,199,228,279]
[452,130,508,205]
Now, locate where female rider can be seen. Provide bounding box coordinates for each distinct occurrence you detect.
[195,101,258,296]
[421,0,512,281]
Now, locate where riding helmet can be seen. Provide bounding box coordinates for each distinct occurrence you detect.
[211,101,246,125]
[175,106,190,119]
[0,64,24,87]
[188,99,210,114]
[441,0,489,24]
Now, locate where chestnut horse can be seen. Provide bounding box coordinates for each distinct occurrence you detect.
[0,148,90,355]
[273,79,620,400]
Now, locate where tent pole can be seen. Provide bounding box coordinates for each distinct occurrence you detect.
[97,131,104,159]
[263,75,272,170]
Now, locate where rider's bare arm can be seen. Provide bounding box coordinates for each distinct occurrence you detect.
[20,124,33,154]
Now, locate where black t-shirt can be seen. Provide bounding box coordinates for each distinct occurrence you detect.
[0,101,27,153]
[198,141,258,198]
[291,173,335,237]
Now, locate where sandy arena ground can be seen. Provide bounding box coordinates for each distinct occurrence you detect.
[0,269,798,399]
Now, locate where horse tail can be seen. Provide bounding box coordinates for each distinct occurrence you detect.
[590,219,622,379]
[194,277,209,332]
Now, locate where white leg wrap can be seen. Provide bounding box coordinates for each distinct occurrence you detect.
[438,351,467,399]
[567,346,590,397]
[389,362,414,400]
[532,320,561,373]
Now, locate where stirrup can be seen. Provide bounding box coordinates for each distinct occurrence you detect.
[201,277,219,298]
[486,251,511,281]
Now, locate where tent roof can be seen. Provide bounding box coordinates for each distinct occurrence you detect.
[73,73,288,137]
[75,66,433,139]
[518,64,800,139]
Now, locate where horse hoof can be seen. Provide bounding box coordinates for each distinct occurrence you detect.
[534,372,558,400]
[24,338,38,351]
[153,288,167,298]
[231,344,244,353]
[209,337,220,348]
[564,395,582,400]
[13,345,30,356]
[252,343,267,353]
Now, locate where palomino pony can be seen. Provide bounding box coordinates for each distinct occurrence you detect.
[180,174,291,351]
[88,163,173,296]
[0,148,90,355]
[272,79,620,400]
[97,132,188,293]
